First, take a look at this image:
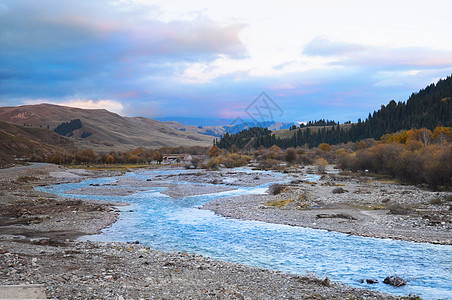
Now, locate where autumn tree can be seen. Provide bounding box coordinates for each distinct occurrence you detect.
[319,143,331,152]
[209,145,220,157]
[419,128,433,146]
[79,149,96,163]
[358,141,367,149]
[132,147,144,156]
[267,145,282,159]
[106,155,115,164]
[315,158,327,173]
[152,151,163,164]
[128,155,139,163]
[433,126,452,144]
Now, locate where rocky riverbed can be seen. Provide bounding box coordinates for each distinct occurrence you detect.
[203,165,452,245]
[0,164,396,299]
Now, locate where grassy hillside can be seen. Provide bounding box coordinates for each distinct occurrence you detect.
[0,104,214,151]
[0,121,74,167]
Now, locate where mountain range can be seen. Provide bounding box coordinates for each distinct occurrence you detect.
[162,120,297,137]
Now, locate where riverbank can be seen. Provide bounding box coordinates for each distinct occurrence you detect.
[0,164,395,299]
[202,165,452,245]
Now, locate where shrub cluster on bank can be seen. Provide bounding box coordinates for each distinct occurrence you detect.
[32,126,452,190]
[338,128,452,189]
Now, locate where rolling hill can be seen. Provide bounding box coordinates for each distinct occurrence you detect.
[0,104,215,152]
[0,120,75,167]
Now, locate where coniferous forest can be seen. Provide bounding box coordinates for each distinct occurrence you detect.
[53,119,83,136]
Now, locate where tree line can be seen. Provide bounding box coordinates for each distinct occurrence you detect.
[216,74,452,149]
[337,127,452,189]
[29,126,452,189]
[38,145,211,165]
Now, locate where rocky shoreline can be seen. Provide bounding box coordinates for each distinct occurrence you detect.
[1,239,397,299]
[1,163,446,298]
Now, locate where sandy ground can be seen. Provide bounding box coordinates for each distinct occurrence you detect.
[203,165,452,245]
[0,164,395,299]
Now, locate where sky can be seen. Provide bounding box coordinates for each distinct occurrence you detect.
[1,0,452,125]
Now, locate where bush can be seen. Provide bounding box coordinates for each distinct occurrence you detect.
[285,148,297,163]
[268,183,287,195]
[332,187,346,194]
[190,157,202,168]
[219,154,251,168]
[297,154,313,165]
[319,143,331,152]
[337,141,452,190]
[255,159,280,170]
[207,158,220,170]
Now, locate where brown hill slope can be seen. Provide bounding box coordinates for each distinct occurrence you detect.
[0,104,214,151]
[0,120,74,167]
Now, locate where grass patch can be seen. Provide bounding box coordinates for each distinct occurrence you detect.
[370,204,387,210]
[377,179,400,184]
[266,199,293,208]
[303,181,317,185]
[321,182,345,186]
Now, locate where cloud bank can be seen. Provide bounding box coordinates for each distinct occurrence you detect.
[1,0,452,123]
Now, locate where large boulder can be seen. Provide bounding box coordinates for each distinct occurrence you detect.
[383,276,407,287]
[366,279,379,284]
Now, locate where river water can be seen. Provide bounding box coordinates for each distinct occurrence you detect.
[37,169,452,299]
